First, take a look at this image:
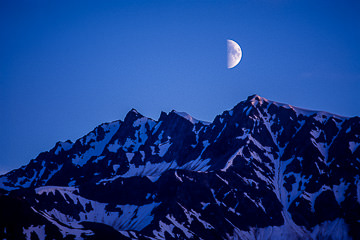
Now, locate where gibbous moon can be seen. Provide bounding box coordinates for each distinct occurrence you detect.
[227,39,242,68]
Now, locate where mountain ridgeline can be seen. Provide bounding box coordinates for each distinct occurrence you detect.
[0,95,359,240]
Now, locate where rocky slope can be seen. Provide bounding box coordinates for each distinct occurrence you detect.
[0,95,359,240]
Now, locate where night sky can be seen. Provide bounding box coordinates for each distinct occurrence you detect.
[1,0,360,173]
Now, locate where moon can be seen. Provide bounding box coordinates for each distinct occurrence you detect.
[227,39,242,68]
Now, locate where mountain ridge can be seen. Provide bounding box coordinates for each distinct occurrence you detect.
[0,94,359,240]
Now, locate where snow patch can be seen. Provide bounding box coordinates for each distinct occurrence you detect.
[36,186,78,196]
[201,202,210,210]
[126,152,135,161]
[216,174,229,185]
[23,225,46,240]
[333,180,349,205]
[153,220,175,239]
[120,160,178,182]
[222,147,243,172]
[31,207,93,239]
[173,111,210,125]
[178,203,214,230]
[68,179,76,187]
[349,141,359,154]
[175,171,183,182]
[107,139,121,153]
[100,157,211,183]
[54,141,73,155]
[166,214,194,238]
[174,111,199,124]
[158,141,172,157]
[35,186,160,232]
[113,164,120,173]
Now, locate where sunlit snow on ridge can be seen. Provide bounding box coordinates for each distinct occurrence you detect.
[173,111,211,125]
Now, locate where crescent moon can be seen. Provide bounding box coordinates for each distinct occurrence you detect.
[227,39,242,68]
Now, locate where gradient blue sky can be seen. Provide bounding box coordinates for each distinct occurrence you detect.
[1,0,360,173]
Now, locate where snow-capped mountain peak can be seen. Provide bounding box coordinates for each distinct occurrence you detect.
[0,95,359,240]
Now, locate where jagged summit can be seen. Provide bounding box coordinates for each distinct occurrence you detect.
[0,95,359,240]
[246,93,266,102]
[123,108,146,123]
[244,93,304,110]
[171,110,211,125]
[93,96,350,136]
[241,94,348,120]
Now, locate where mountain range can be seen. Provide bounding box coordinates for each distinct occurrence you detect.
[0,94,359,240]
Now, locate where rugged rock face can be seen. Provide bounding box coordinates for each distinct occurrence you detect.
[0,94,359,240]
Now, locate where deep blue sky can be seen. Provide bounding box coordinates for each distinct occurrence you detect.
[1,0,359,173]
